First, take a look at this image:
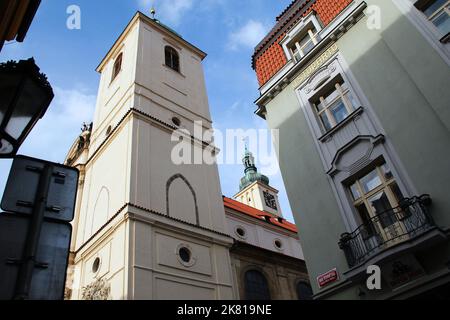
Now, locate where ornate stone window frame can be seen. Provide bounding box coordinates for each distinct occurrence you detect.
[296,53,362,140]
[295,53,418,232]
[280,11,324,63]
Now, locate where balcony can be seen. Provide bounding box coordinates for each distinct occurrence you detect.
[339,195,439,269]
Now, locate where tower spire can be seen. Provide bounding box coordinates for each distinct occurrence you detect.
[239,148,270,191]
[150,0,157,20]
[243,137,249,154]
[150,7,156,19]
[235,148,281,217]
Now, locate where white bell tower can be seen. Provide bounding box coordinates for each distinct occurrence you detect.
[66,12,235,300]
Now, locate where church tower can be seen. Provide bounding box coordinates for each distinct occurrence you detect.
[234,149,283,218]
[65,12,235,300]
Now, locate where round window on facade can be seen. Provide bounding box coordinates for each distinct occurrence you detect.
[179,247,191,263]
[235,227,247,239]
[172,117,181,127]
[176,244,197,267]
[92,257,101,274]
[274,239,283,250]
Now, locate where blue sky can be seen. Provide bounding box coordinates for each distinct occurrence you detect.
[0,0,296,222]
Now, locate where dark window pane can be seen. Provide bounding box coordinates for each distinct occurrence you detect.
[245,270,271,300]
[297,282,313,300]
[179,247,191,263]
[432,10,450,34]
[390,183,404,203]
[320,113,332,131]
[350,183,361,200]
[322,87,340,105]
[112,53,122,81]
[423,0,447,17]
[370,191,397,228]
[356,203,375,238]
[330,99,349,124]
[360,169,382,194]
[381,163,394,180]
[301,37,315,55]
[165,46,180,72]
[165,50,171,66]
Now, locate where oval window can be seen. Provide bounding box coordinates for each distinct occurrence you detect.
[92,257,101,273]
[274,240,283,250]
[179,247,191,263]
[236,227,246,238]
[172,117,181,127]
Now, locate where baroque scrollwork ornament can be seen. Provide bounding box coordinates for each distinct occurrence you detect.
[81,279,111,300]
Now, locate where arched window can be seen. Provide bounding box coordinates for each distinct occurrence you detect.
[244,270,271,300]
[297,282,313,300]
[112,53,123,81]
[165,46,180,72]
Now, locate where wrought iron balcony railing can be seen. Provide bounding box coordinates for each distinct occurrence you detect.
[339,195,434,268]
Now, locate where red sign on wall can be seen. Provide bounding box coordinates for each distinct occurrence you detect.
[317,269,339,288]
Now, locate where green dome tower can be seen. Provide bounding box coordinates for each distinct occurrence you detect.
[235,148,282,217]
[239,148,270,191]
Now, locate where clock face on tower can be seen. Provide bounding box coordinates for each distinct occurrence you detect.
[264,191,278,211]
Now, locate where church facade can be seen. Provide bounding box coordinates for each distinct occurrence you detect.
[64,11,309,301]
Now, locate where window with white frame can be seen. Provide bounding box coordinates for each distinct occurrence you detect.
[415,0,450,40]
[282,12,323,63]
[289,25,320,62]
[310,76,359,132]
[348,162,406,240]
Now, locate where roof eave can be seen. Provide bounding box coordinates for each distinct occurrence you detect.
[96,11,207,73]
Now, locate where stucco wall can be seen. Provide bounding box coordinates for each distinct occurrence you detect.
[262,0,450,298]
[225,212,304,260]
[130,218,234,300]
[265,82,349,294]
[338,0,450,226]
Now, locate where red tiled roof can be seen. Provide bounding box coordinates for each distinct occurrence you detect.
[253,0,312,59]
[223,196,298,233]
[252,0,353,87]
[276,0,300,21]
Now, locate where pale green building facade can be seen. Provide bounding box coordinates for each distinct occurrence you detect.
[254,0,450,299]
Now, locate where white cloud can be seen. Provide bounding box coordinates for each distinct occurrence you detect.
[227,20,269,51]
[18,86,97,162]
[0,86,96,202]
[138,0,195,26]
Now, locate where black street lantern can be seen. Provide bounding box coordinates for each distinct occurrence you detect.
[0,58,53,158]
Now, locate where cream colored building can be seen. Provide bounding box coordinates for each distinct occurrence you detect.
[65,12,235,300]
[64,11,309,301]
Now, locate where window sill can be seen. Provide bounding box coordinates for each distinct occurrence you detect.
[318,106,364,143]
[163,64,185,78]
